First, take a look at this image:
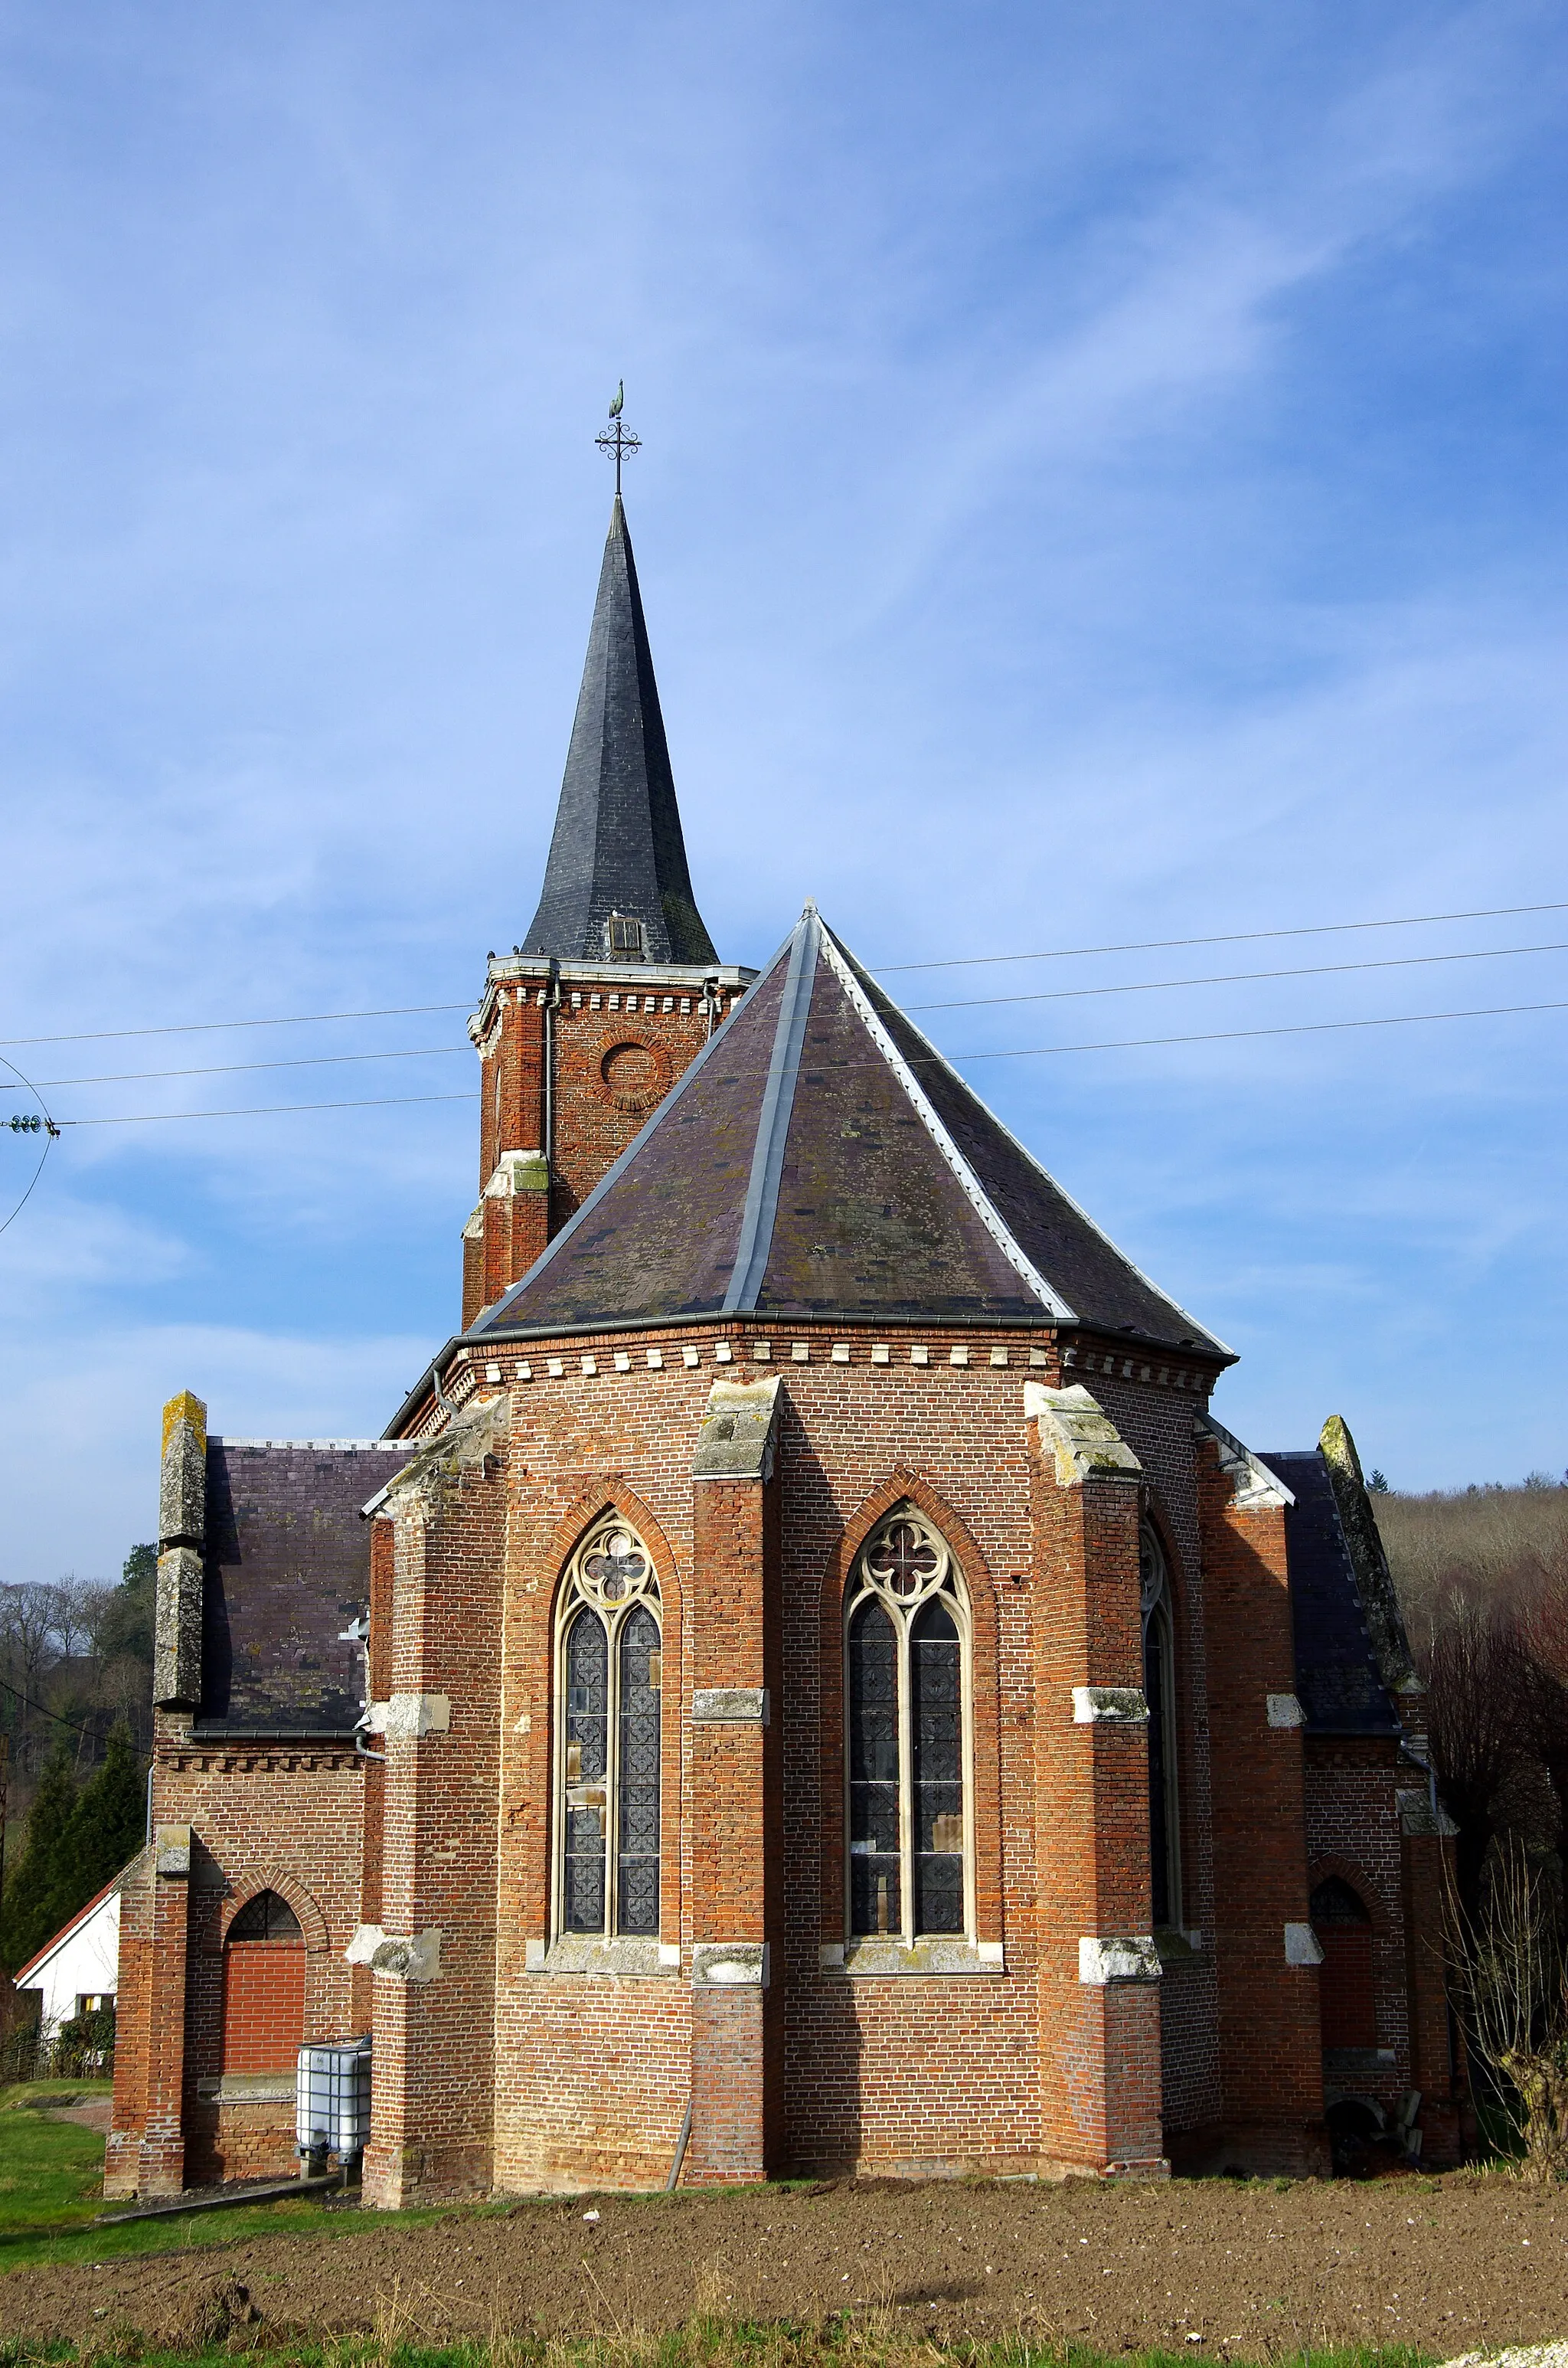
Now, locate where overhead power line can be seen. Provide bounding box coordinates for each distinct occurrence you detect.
[23,934,1568,1092]
[58,1091,480,1128]
[901,936,1568,1015]
[44,997,1568,1126]
[0,1000,472,1052]
[874,898,1568,974]
[2,896,1564,1051]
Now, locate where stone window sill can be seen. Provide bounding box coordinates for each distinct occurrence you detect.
[527,1936,680,1978]
[820,1939,1004,1977]
[196,2072,294,2105]
[1154,1926,1204,1964]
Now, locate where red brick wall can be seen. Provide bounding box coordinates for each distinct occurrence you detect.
[220,1940,305,2072]
[1197,1439,1326,2171]
[108,1742,368,2194]
[465,970,740,1325]
[1304,1739,1412,2097]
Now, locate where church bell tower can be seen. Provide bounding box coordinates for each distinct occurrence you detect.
[461,449,751,1330]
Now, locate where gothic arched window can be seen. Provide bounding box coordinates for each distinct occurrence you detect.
[845,1506,972,1943]
[555,1516,662,1939]
[1141,1522,1181,1929]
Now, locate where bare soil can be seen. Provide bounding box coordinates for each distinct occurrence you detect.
[5,2173,1566,2359]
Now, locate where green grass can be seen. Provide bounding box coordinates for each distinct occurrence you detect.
[0,2084,113,2236]
[0,2084,450,2275]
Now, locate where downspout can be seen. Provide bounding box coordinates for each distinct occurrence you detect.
[544,959,560,1176]
[666,2096,693,2190]
[339,1615,387,1765]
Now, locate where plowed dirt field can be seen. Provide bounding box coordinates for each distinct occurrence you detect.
[3,2174,1566,2359]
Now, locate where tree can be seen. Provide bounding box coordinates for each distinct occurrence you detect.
[0,1744,80,1972]
[96,1545,155,1669]
[67,1721,145,1900]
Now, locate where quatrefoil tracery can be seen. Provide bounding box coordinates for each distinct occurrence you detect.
[854,1508,953,1614]
[569,1519,658,1614]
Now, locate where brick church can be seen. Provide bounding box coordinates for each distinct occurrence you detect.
[108,482,1461,2203]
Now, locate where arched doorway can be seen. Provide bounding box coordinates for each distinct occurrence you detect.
[1311,1876,1376,2049]
[220,1890,305,2073]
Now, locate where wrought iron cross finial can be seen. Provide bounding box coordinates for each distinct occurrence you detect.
[596,384,642,496]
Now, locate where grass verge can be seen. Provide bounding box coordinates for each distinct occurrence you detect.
[0,2333,1442,2368]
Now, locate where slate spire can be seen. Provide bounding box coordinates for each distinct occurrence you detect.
[521,496,717,966]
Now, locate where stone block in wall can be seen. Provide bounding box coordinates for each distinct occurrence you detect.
[158,1390,207,1549]
[692,1376,781,1480]
[1024,1381,1142,1487]
[153,1547,204,1709]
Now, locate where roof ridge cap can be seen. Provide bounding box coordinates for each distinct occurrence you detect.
[475,932,792,1333]
[815,927,1074,1321]
[831,928,1230,1360]
[723,911,820,1312]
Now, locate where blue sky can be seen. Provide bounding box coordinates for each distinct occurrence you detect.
[2,2,1564,1584]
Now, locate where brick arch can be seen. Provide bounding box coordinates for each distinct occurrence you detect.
[817,1467,1003,1949]
[522,1475,684,1946]
[534,1475,683,1619]
[1308,1854,1385,2055]
[1308,1853,1390,1938]
[216,1866,331,1955]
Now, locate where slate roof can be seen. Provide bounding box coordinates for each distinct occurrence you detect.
[1271,1448,1400,1736]
[474,904,1229,1352]
[198,1440,410,1735]
[520,496,717,967]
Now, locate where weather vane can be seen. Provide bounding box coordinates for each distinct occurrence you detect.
[595,380,641,496]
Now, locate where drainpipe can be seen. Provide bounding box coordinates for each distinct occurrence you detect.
[666,2096,693,2190]
[544,960,560,1179]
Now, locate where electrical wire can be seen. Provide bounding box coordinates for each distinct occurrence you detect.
[902,936,1568,1016]
[57,1091,481,1127]
[0,1672,110,1745]
[21,934,1568,1091]
[41,996,1568,1125]
[0,1052,56,1237]
[0,1000,471,1052]
[33,1044,469,1089]
[872,897,1568,974]
[2,895,1565,1050]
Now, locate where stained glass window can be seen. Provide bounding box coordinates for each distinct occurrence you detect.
[848,1601,900,1936]
[1140,1523,1181,1930]
[555,1516,662,1941]
[844,1506,972,1944]
[616,1603,662,1935]
[912,1598,964,1935]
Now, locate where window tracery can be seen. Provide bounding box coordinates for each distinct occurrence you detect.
[1140,1520,1181,1928]
[845,1506,972,1943]
[555,1516,662,1939]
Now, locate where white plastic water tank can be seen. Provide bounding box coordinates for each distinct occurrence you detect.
[296,2037,371,2160]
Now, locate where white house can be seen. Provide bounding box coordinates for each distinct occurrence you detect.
[15,1873,123,2039]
